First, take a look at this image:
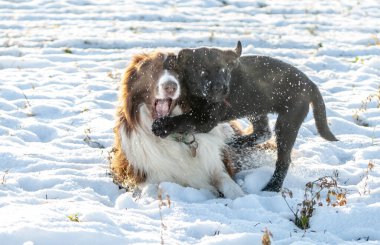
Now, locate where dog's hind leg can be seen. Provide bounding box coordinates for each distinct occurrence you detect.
[228,114,272,148]
[249,114,272,143]
[261,104,309,192]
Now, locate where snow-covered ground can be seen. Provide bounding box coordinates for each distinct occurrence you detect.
[1,0,380,244]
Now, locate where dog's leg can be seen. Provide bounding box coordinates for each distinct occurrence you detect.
[215,172,245,199]
[152,102,225,138]
[228,115,272,148]
[262,105,309,192]
[250,114,272,141]
[152,113,220,138]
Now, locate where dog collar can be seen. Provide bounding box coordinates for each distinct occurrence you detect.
[171,133,198,157]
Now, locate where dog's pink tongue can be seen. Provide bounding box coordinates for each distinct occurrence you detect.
[155,99,170,118]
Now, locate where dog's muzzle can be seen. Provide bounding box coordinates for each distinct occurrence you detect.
[154,71,180,119]
[207,81,229,102]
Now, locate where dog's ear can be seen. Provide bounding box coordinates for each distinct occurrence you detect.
[177,49,193,66]
[235,41,242,57]
[163,49,192,72]
[223,42,241,69]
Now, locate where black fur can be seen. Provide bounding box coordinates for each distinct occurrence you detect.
[153,41,338,192]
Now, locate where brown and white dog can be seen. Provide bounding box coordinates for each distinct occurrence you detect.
[111,52,244,199]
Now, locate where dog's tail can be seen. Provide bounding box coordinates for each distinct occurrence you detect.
[311,84,338,141]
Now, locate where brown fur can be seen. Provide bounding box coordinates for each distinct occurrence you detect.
[229,120,253,136]
[111,52,169,187]
[222,148,235,177]
[119,53,163,133]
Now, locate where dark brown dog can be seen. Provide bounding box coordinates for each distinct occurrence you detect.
[152,41,338,192]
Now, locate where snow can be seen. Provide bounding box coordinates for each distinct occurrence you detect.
[1,0,380,244]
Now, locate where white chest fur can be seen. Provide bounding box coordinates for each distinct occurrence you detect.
[119,104,244,198]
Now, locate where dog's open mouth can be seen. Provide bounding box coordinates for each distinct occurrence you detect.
[154,98,173,119]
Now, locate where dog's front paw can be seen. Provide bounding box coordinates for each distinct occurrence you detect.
[152,117,173,138]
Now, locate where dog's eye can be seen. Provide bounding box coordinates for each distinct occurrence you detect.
[200,69,208,77]
[227,60,237,68]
